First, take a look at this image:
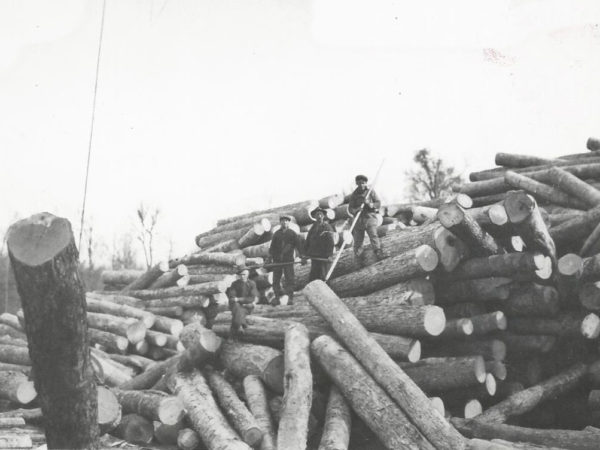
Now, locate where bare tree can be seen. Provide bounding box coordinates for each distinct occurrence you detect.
[135,203,160,269]
[406,148,464,201]
[111,232,138,270]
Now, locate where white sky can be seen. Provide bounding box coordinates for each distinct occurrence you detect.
[1,0,599,266]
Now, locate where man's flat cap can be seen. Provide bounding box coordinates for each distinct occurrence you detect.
[355,174,368,183]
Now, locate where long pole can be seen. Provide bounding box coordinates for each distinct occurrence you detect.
[325,159,385,281]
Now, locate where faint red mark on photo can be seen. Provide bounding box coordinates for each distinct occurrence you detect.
[483,48,515,66]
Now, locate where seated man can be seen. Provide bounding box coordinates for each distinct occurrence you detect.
[226,267,258,339]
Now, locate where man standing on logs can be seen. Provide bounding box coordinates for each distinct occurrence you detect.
[303,207,335,281]
[269,215,301,304]
[226,267,259,338]
[349,174,385,264]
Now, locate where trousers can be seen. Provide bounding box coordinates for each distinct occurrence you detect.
[309,259,331,282]
[352,217,381,254]
[272,263,295,298]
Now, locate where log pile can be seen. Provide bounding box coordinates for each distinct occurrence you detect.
[4,137,600,449]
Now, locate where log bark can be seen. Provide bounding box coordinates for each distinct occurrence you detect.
[119,356,181,391]
[443,303,488,319]
[0,313,23,333]
[112,413,154,445]
[277,323,312,450]
[470,312,507,335]
[437,203,504,256]
[204,367,263,446]
[145,306,183,318]
[311,335,434,450]
[365,278,435,305]
[504,191,556,263]
[504,283,560,317]
[216,200,317,227]
[126,281,228,300]
[211,315,421,361]
[0,324,26,340]
[0,434,32,449]
[170,251,246,268]
[499,332,556,354]
[437,252,547,282]
[452,417,600,450]
[151,315,184,336]
[113,389,185,425]
[237,221,272,249]
[303,280,467,450]
[0,371,36,405]
[458,162,600,197]
[318,385,351,450]
[588,137,600,151]
[87,291,144,308]
[188,273,236,285]
[579,221,600,257]
[242,241,271,258]
[495,153,567,168]
[476,362,589,423]
[435,277,513,305]
[142,295,210,309]
[439,318,473,338]
[6,212,99,449]
[86,297,155,328]
[327,245,439,297]
[398,356,486,393]
[507,314,584,338]
[168,370,252,450]
[504,170,587,209]
[0,363,30,374]
[243,375,277,450]
[220,341,284,394]
[90,348,134,386]
[121,262,169,292]
[108,354,154,372]
[422,339,506,361]
[551,205,600,248]
[545,166,600,208]
[87,311,147,344]
[243,302,445,337]
[148,264,188,289]
[467,203,508,228]
[0,344,30,366]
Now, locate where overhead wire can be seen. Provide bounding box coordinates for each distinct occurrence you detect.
[78,0,107,251]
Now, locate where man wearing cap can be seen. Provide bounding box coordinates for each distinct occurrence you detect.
[348,174,385,264]
[303,207,335,281]
[226,267,259,338]
[269,215,301,303]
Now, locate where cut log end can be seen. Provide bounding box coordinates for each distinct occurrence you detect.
[495,312,507,331]
[582,313,600,339]
[511,236,525,252]
[558,253,583,276]
[126,321,148,344]
[430,397,445,416]
[408,340,422,363]
[464,399,483,419]
[535,256,553,280]
[157,397,185,426]
[488,204,508,225]
[416,244,440,272]
[485,374,497,396]
[424,306,446,336]
[16,380,37,404]
[491,340,507,361]
[505,192,535,224]
[97,386,121,433]
[7,213,72,266]
[243,427,264,447]
[264,354,285,394]
[475,356,487,384]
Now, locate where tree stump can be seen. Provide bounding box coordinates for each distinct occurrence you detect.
[7,213,99,449]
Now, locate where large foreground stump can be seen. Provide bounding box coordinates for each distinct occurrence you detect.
[7,213,99,449]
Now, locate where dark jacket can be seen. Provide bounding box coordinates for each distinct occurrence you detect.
[348,187,381,220]
[305,222,335,258]
[269,228,300,262]
[227,279,259,309]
